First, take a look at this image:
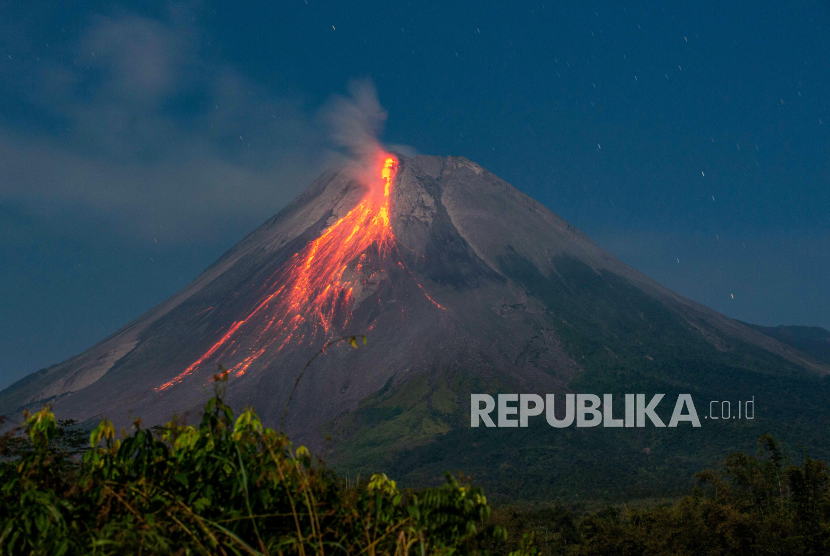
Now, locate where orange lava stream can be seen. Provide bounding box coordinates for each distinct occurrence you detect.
[157,155,425,392]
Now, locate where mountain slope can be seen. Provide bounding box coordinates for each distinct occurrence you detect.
[742,323,830,365]
[2,153,828,501]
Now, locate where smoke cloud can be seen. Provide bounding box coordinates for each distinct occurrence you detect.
[0,3,419,250]
[0,10,393,244]
[321,79,388,162]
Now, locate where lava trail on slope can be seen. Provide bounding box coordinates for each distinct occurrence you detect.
[157,154,439,392]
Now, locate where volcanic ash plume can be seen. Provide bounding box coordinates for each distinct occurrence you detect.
[323,78,388,163]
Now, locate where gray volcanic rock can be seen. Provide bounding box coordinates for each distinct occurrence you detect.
[2,155,828,499]
[1,155,583,435]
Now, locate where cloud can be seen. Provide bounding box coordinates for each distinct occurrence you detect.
[80,14,193,104]
[0,6,332,243]
[321,78,388,161]
[0,129,319,240]
[0,4,412,244]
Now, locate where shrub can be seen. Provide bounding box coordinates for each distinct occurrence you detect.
[0,385,510,556]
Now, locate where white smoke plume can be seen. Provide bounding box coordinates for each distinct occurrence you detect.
[322,79,388,162]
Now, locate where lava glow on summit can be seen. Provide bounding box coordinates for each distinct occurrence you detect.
[157,153,439,392]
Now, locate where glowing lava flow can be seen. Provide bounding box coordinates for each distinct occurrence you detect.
[157,155,433,392]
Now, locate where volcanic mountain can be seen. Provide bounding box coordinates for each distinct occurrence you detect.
[3,153,829,501]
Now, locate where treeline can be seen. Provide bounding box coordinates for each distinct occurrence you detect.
[2,387,828,556]
[488,435,830,555]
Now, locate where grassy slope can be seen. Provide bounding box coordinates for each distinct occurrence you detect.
[327,254,830,504]
[742,322,830,365]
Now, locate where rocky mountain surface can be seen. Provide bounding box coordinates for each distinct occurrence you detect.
[3,153,828,501]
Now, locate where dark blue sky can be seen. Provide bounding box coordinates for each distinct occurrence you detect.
[1,0,828,389]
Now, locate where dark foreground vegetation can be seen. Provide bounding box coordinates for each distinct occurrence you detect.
[492,434,830,555]
[0,383,511,556]
[1,385,828,555]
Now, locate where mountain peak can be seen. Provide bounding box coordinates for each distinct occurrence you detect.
[1,154,826,448]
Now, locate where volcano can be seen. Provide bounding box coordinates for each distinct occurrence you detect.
[3,153,829,502]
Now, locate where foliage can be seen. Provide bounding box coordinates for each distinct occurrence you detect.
[3,384,829,556]
[0,380,508,556]
[347,253,830,504]
[486,434,830,555]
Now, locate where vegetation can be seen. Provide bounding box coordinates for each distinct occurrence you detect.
[485,434,830,555]
[2,380,828,554]
[0,380,512,556]
[334,254,830,503]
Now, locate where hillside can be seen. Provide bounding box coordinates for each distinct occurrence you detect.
[2,153,828,502]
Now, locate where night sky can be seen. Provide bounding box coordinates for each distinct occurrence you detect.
[1,1,828,390]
